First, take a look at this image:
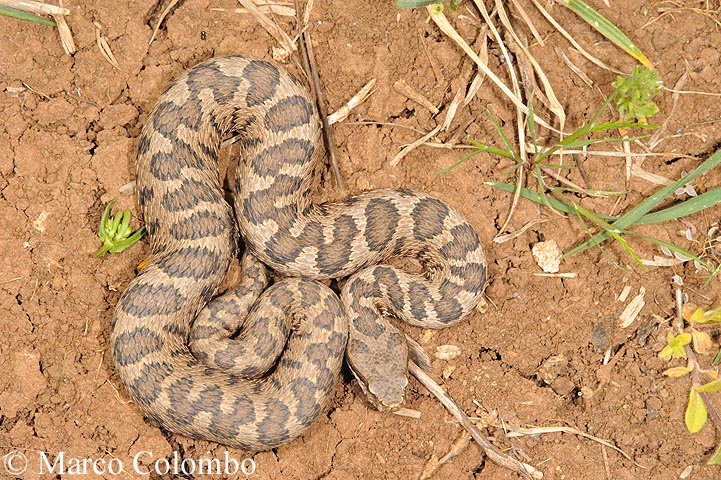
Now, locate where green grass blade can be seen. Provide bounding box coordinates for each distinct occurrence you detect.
[627,231,710,270]
[396,0,438,8]
[559,0,653,69]
[588,121,658,133]
[435,150,481,174]
[484,109,520,163]
[565,149,721,257]
[0,6,56,26]
[468,139,516,159]
[637,187,721,225]
[488,182,721,227]
[561,135,649,149]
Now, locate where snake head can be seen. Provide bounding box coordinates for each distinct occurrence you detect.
[346,334,409,412]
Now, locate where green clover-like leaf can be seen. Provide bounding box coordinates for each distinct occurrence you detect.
[94,200,145,257]
[659,332,692,360]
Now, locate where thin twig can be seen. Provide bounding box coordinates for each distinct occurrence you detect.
[408,360,543,479]
[0,0,68,15]
[296,1,344,191]
[148,0,180,45]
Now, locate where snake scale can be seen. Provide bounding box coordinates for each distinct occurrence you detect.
[111,55,487,450]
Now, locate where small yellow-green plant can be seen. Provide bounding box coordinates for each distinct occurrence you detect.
[612,66,662,121]
[660,304,721,464]
[94,200,145,257]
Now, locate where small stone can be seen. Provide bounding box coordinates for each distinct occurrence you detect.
[532,240,563,273]
[537,354,568,384]
[434,344,461,360]
[588,321,612,353]
[442,365,456,379]
[550,377,576,397]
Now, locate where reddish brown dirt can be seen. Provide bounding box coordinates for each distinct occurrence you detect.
[1,1,721,479]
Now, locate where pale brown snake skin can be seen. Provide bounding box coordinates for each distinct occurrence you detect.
[110,55,487,450]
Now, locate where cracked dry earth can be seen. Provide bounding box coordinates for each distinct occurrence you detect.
[2,1,721,479]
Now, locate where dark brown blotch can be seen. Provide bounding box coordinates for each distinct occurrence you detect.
[412,197,449,242]
[162,178,225,213]
[248,138,314,178]
[170,210,231,241]
[113,326,163,366]
[152,99,204,137]
[290,378,322,426]
[187,60,241,105]
[264,95,313,133]
[406,280,431,320]
[439,223,481,261]
[316,215,358,275]
[154,246,224,280]
[450,262,487,294]
[242,59,281,107]
[295,220,324,250]
[119,282,184,318]
[165,377,197,426]
[364,198,400,252]
[432,295,463,324]
[256,399,290,446]
[149,151,183,181]
[208,390,257,441]
[131,361,173,405]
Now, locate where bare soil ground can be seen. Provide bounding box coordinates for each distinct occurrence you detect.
[1,1,721,479]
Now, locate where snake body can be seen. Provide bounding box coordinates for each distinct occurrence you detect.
[111,55,487,450]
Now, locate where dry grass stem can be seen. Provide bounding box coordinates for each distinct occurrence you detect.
[95,21,119,69]
[442,78,469,132]
[0,0,68,15]
[539,167,590,195]
[328,79,376,125]
[494,218,553,244]
[473,0,528,234]
[646,71,687,151]
[392,408,422,419]
[533,272,578,278]
[411,141,474,150]
[507,425,643,467]
[619,287,646,328]
[296,6,343,191]
[493,0,566,128]
[556,47,594,87]
[301,0,313,28]
[645,1,721,29]
[149,0,180,45]
[2,0,77,55]
[237,0,297,53]
[350,120,427,135]
[393,80,439,115]
[420,29,446,85]
[427,5,556,132]
[54,12,75,54]
[630,163,672,186]
[463,27,488,106]
[526,145,693,161]
[530,0,622,75]
[420,432,472,480]
[409,361,543,479]
[623,139,633,182]
[509,0,544,46]
[390,124,443,167]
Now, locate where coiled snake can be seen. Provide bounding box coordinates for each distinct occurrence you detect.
[111,55,487,450]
